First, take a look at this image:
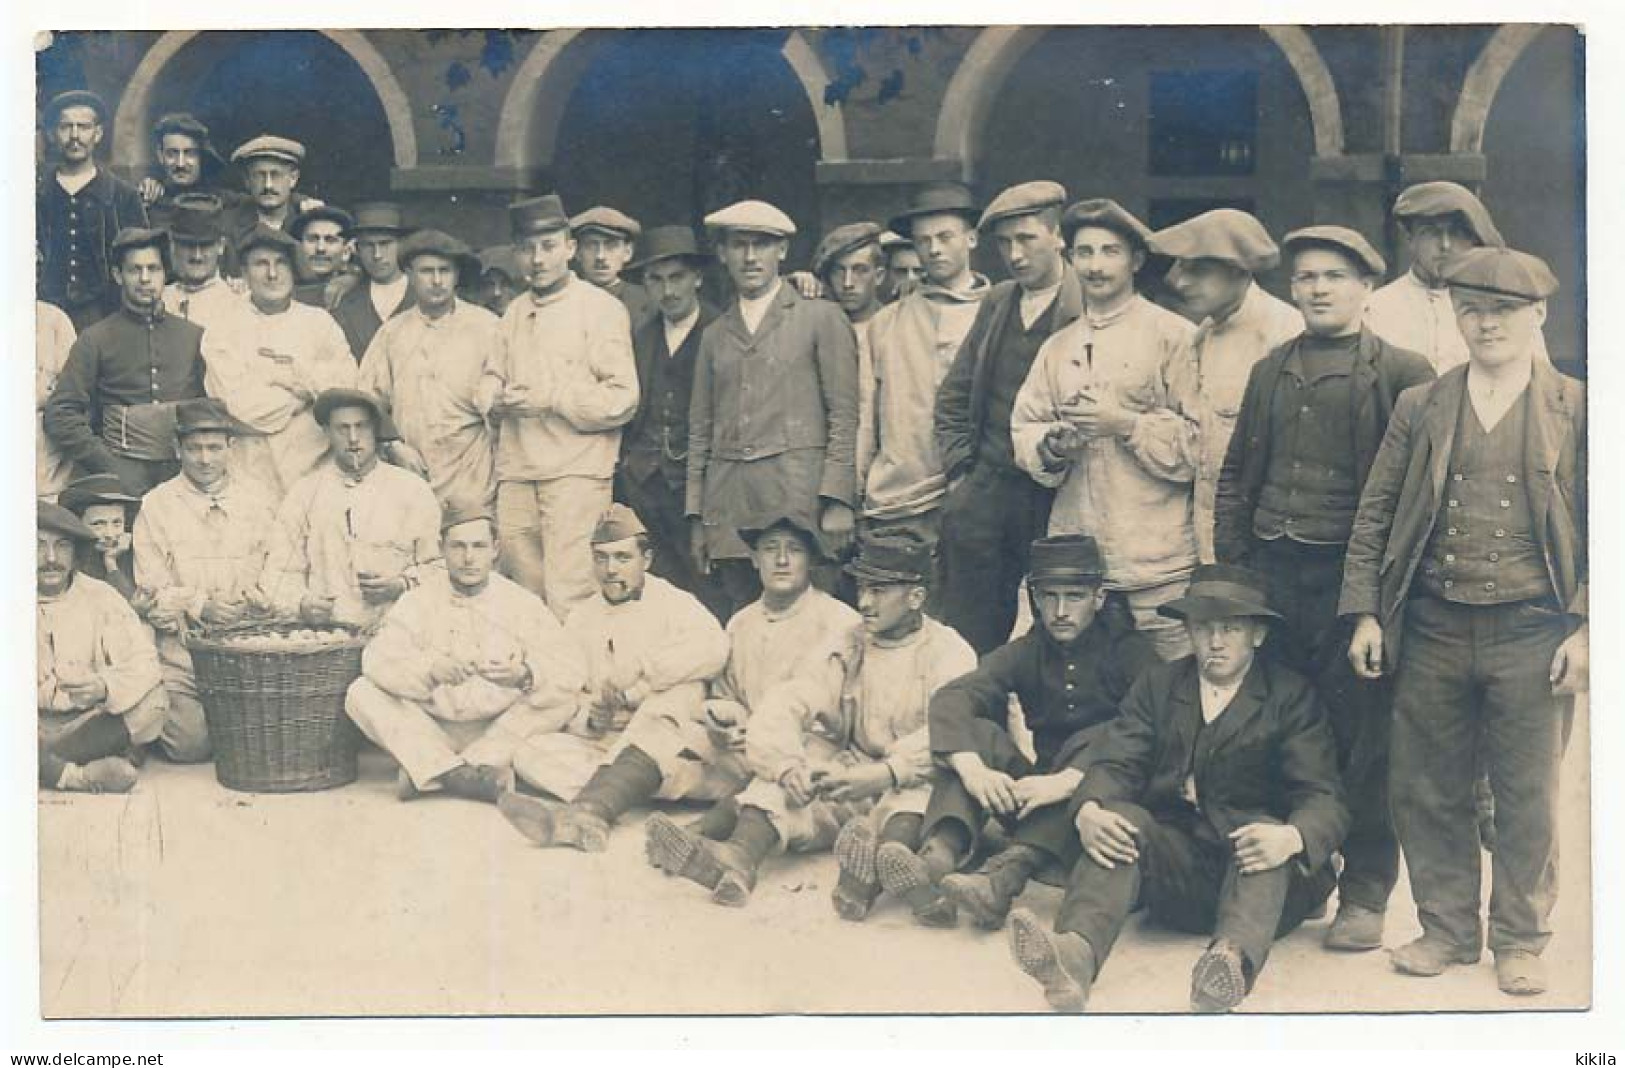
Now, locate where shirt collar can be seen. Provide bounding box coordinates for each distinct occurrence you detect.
[525,274,576,310]
[120,302,166,325]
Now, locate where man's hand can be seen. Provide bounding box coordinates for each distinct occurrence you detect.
[780,764,818,807]
[356,570,408,605]
[689,518,711,576]
[323,271,360,311]
[1058,391,1136,440]
[129,585,158,618]
[1075,801,1141,869]
[1550,624,1589,695]
[702,701,747,753]
[428,654,472,688]
[137,177,164,206]
[491,384,546,419]
[384,440,431,480]
[948,752,1020,816]
[200,596,249,627]
[58,673,109,712]
[299,593,336,624]
[819,500,856,556]
[818,762,894,802]
[477,653,530,689]
[587,683,633,736]
[1011,769,1084,818]
[97,532,132,559]
[1229,822,1304,875]
[1038,426,1081,469]
[786,271,825,301]
[1348,614,1384,680]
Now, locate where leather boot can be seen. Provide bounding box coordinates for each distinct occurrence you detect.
[876,841,957,927]
[831,819,881,922]
[498,791,611,851]
[1007,908,1097,1013]
[1190,938,1253,1013]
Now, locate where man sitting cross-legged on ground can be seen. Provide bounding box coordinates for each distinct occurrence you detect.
[646,530,976,910]
[1006,564,1348,1014]
[885,534,1160,930]
[496,504,733,850]
[344,508,586,804]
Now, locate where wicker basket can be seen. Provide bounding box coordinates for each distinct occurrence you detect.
[188,623,368,793]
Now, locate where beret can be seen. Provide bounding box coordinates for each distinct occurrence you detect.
[1441,246,1558,302]
[590,503,648,545]
[570,206,642,240]
[704,200,796,238]
[1281,225,1386,276]
[978,181,1067,231]
[812,221,884,278]
[1148,209,1279,272]
[1060,198,1153,251]
[230,135,306,166]
[1393,182,1505,248]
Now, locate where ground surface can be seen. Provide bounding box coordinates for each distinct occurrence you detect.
[39,705,1590,1018]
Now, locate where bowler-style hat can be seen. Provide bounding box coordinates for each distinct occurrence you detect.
[1158,565,1283,623]
[627,226,713,275]
[1027,534,1106,586]
[1440,246,1559,302]
[590,503,649,546]
[38,500,98,542]
[737,509,828,562]
[1392,182,1505,248]
[1281,225,1387,277]
[888,182,981,238]
[59,473,141,516]
[510,195,571,238]
[844,529,934,586]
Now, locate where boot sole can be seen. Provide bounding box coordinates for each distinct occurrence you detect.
[496,791,564,846]
[940,873,1010,930]
[834,820,879,887]
[645,813,723,888]
[1190,948,1247,1013]
[1007,909,1088,1013]
[877,842,957,927]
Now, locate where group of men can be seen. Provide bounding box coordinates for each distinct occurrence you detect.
[35,87,1587,1013]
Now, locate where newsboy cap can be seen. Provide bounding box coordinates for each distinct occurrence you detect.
[1149,209,1279,272]
[1027,534,1106,586]
[1158,564,1282,623]
[173,397,260,439]
[478,244,518,279]
[289,204,356,241]
[59,473,141,515]
[812,221,884,279]
[879,230,913,253]
[590,503,649,546]
[1440,246,1559,302]
[570,206,642,241]
[978,181,1067,232]
[844,529,934,586]
[704,200,797,238]
[397,229,480,279]
[627,226,713,274]
[42,89,108,127]
[737,509,828,562]
[230,134,306,167]
[1060,198,1153,252]
[236,222,300,260]
[313,388,399,440]
[38,500,98,543]
[1281,225,1387,277]
[167,193,225,243]
[888,182,981,237]
[350,202,409,236]
[109,227,171,263]
[509,194,571,238]
[1392,181,1505,248]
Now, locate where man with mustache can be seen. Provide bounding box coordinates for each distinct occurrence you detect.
[137,112,244,232]
[291,205,355,308]
[571,206,655,332]
[36,90,149,331]
[159,194,244,333]
[223,135,323,248]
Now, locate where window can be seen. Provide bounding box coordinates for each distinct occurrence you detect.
[1148,70,1259,177]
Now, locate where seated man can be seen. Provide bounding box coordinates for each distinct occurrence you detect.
[345,510,587,804]
[885,534,1160,930]
[496,505,731,849]
[1005,565,1347,1014]
[134,398,278,763]
[37,501,167,793]
[260,389,442,628]
[647,531,976,910]
[58,473,141,602]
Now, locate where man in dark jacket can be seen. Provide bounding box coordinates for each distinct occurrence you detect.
[137,112,246,232]
[1214,226,1434,953]
[1006,564,1348,1014]
[932,181,1082,654]
[332,202,414,360]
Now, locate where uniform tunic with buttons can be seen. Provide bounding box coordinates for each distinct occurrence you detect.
[36,167,149,328]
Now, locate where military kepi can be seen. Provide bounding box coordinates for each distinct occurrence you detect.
[1027,534,1106,585]
[1440,246,1558,301]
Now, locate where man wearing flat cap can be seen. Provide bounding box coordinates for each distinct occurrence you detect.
[1012,198,1204,661]
[290,204,356,308]
[36,90,150,331]
[1340,247,1587,997]
[467,244,520,318]
[138,112,244,232]
[686,199,860,617]
[134,398,278,764]
[933,180,1082,654]
[646,529,975,911]
[858,184,991,544]
[1007,564,1347,1014]
[202,224,358,502]
[615,225,727,618]
[259,389,441,629]
[345,508,586,806]
[572,206,655,331]
[497,504,731,847]
[814,221,887,330]
[224,134,323,246]
[37,501,168,794]
[360,229,498,512]
[1151,209,1303,564]
[1214,225,1433,953]
[330,203,415,360]
[59,473,142,603]
[45,227,207,498]
[899,535,1159,930]
[483,193,639,621]
[160,193,246,333]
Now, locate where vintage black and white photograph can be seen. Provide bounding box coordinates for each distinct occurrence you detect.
[26,21,1592,1022]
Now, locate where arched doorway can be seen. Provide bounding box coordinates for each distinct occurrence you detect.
[113,31,405,210]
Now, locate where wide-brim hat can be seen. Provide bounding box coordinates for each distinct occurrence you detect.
[38,499,98,542]
[42,89,108,129]
[349,201,409,236]
[627,226,713,274]
[888,182,981,238]
[812,221,885,280]
[1060,198,1153,252]
[289,204,356,241]
[398,229,480,280]
[1148,209,1279,273]
[1027,534,1106,585]
[1158,565,1282,623]
[313,388,399,440]
[737,509,829,562]
[1281,225,1386,277]
[844,529,934,586]
[1393,181,1505,249]
[173,397,262,439]
[59,473,141,515]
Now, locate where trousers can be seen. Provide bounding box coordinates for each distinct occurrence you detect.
[153,634,215,763]
[496,475,613,623]
[937,464,1053,655]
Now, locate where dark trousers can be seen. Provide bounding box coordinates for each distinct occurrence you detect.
[938,464,1052,655]
[616,470,732,623]
[1391,595,1574,955]
[1054,801,1336,978]
[1254,537,1398,913]
[101,454,180,498]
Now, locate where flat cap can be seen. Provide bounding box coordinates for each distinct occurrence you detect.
[43,89,108,126]
[844,528,935,586]
[704,200,796,238]
[167,193,225,242]
[510,194,570,238]
[978,181,1067,231]
[737,509,828,562]
[1027,534,1106,585]
[1282,225,1386,276]
[570,206,642,241]
[812,221,884,279]
[230,134,306,167]
[110,227,171,261]
[397,229,480,280]
[313,388,399,440]
[477,244,518,277]
[1149,209,1279,272]
[879,230,913,253]
[174,397,261,439]
[289,204,356,240]
[236,222,300,259]
[888,182,981,237]
[590,503,648,545]
[627,226,713,274]
[1061,198,1153,251]
[1393,181,1505,248]
[1440,246,1558,302]
[38,500,98,542]
[59,473,141,515]
[350,202,408,235]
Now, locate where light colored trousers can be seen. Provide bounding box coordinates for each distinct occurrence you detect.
[1121,576,1194,662]
[496,476,612,623]
[736,736,932,854]
[154,634,217,763]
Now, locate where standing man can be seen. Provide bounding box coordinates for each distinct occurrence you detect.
[1214,226,1434,952]
[224,135,321,246]
[468,244,520,317]
[687,199,860,615]
[44,228,206,496]
[137,112,242,231]
[859,183,989,542]
[359,229,499,512]
[37,300,78,498]
[615,225,727,617]
[572,205,655,331]
[934,180,1081,654]
[879,231,925,305]
[36,90,150,330]
[484,194,639,620]
[1011,198,1202,660]
[1340,248,1587,996]
[134,398,277,764]
[814,221,886,331]
[1151,209,1302,563]
[202,224,357,501]
[290,204,355,308]
[331,202,414,359]
[160,193,243,333]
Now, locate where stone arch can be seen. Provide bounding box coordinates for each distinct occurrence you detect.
[493,28,847,170]
[111,29,418,172]
[933,24,1346,171]
[1451,24,1549,155]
